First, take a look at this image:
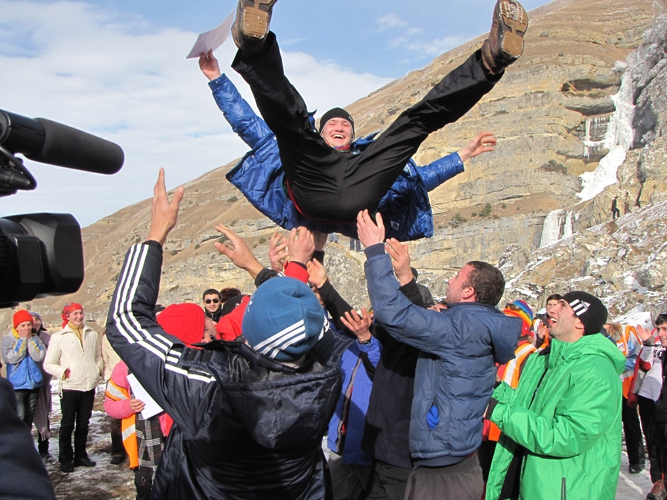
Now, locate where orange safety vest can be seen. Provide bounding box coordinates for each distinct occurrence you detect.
[488,341,537,442]
[105,378,139,468]
[617,325,640,399]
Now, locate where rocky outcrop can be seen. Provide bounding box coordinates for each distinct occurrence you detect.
[3,0,666,331]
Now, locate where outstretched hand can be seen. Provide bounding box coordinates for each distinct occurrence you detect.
[146,168,184,246]
[340,308,372,343]
[356,210,385,248]
[458,131,497,162]
[636,325,655,343]
[199,49,222,81]
[214,224,264,278]
[307,259,328,288]
[268,230,289,272]
[386,238,413,286]
[288,227,315,264]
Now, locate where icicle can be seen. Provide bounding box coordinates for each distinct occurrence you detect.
[539,209,563,248]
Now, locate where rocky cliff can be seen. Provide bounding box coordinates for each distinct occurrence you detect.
[5,0,667,330]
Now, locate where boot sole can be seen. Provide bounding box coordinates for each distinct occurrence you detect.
[499,0,528,59]
[240,0,277,39]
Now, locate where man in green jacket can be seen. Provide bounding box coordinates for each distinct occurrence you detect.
[486,291,626,500]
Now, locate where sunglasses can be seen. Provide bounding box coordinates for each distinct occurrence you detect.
[205,298,220,304]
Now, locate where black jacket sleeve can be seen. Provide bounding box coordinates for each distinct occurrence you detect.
[105,242,221,440]
[317,280,354,333]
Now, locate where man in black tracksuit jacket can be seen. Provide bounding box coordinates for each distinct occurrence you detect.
[106,170,348,499]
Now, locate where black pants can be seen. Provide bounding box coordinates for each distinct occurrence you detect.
[59,388,95,464]
[233,33,499,222]
[135,466,154,500]
[365,460,412,500]
[110,417,126,458]
[640,396,661,482]
[15,388,40,428]
[622,397,645,467]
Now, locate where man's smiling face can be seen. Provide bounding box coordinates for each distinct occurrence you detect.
[321,118,353,148]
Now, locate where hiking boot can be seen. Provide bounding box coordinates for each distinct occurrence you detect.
[110,455,126,465]
[231,0,278,54]
[60,461,75,473]
[481,0,528,75]
[648,480,667,500]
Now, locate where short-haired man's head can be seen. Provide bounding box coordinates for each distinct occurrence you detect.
[203,289,222,313]
[202,289,221,301]
[319,107,354,149]
[655,313,667,326]
[546,293,562,303]
[463,261,505,306]
[219,287,242,303]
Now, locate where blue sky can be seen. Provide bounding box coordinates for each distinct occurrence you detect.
[0,0,550,226]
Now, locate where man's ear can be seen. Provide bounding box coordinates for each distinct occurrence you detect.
[462,286,475,301]
[574,317,586,333]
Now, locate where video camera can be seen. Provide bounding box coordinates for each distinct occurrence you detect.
[0,110,124,307]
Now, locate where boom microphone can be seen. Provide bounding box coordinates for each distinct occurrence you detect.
[0,110,124,174]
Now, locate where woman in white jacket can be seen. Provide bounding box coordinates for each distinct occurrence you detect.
[44,303,102,474]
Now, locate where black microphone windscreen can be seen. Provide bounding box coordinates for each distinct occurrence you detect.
[28,118,124,175]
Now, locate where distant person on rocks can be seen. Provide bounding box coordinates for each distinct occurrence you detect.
[106,169,349,499]
[350,237,362,252]
[224,0,526,231]
[624,191,631,215]
[485,292,625,500]
[356,210,521,500]
[44,302,102,473]
[611,196,620,219]
[2,310,46,429]
[202,288,223,323]
[31,312,53,459]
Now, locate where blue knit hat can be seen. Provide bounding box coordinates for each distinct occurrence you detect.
[242,278,325,362]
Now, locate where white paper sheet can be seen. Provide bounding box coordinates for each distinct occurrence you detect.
[126,373,164,420]
[186,10,235,59]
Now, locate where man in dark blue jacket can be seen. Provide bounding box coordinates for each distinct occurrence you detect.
[199,52,495,242]
[356,210,522,500]
[106,169,349,500]
[227,0,527,225]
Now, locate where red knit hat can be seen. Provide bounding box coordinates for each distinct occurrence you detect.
[61,302,83,328]
[13,309,34,329]
[157,303,206,347]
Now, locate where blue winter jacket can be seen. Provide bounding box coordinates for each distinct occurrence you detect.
[3,337,44,391]
[327,334,381,466]
[364,245,522,464]
[211,74,464,241]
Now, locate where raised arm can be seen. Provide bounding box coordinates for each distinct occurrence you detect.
[201,50,272,149]
[106,169,218,438]
[417,131,496,191]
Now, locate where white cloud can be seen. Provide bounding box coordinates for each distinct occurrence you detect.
[0,0,391,226]
[375,13,408,32]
